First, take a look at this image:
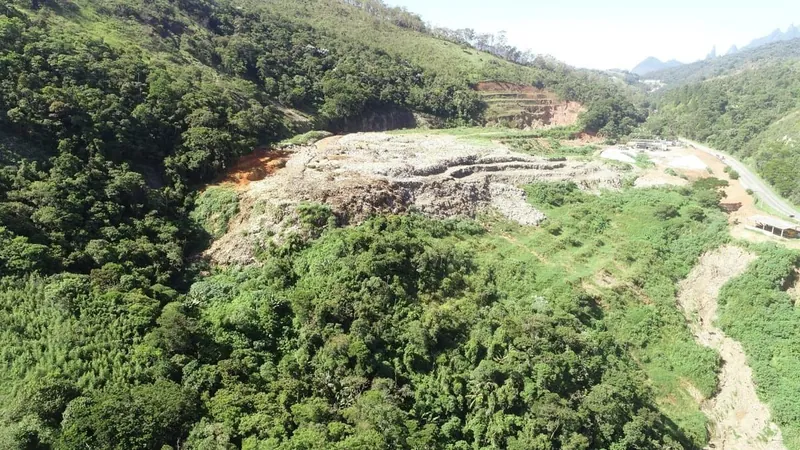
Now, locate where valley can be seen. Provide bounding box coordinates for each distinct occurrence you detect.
[1,1,800,449]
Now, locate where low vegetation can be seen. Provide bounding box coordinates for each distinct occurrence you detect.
[2,1,800,449]
[278,131,334,148]
[718,246,800,448]
[191,187,240,239]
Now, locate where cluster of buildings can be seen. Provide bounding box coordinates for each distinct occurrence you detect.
[626,139,679,151]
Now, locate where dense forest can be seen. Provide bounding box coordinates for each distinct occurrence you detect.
[643,38,800,87]
[1,0,800,449]
[646,40,800,204]
[0,0,654,447]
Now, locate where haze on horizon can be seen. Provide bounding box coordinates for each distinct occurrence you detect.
[385,0,800,70]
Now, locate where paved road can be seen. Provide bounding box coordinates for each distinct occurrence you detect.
[680,138,800,220]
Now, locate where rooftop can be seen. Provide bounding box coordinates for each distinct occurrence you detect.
[751,215,800,230]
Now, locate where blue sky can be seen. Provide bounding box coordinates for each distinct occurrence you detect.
[385,0,800,70]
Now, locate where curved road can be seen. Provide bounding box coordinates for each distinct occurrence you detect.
[680,138,800,220]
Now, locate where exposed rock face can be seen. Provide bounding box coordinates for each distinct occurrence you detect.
[207,132,625,265]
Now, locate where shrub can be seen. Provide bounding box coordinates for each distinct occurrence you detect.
[525,182,582,207]
[191,187,239,239]
[654,204,680,220]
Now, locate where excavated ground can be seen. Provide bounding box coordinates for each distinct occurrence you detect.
[475,81,584,128]
[678,246,785,450]
[207,132,625,265]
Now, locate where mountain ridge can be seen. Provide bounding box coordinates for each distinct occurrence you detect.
[631,56,683,75]
[744,24,800,50]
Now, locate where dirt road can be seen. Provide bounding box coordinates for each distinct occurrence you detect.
[678,246,785,450]
[680,139,800,219]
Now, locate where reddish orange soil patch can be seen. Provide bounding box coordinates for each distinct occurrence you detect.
[222,149,291,188]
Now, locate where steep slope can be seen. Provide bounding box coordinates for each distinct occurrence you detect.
[677,246,784,450]
[2,1,771,449]
[475,81,584,128]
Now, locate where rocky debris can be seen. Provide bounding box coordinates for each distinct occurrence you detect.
[677,246,785,450]
[207,132,625,265]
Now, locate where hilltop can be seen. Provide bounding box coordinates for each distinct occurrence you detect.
[631,56,683,76]
[643,38,800,86]
[744,24,800,50]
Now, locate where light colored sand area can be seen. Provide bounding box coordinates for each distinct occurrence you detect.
[678,246,785,450]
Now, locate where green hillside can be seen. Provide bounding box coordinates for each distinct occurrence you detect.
[3,1,800,449]
[644,39,800,87]
[646,52,800,204]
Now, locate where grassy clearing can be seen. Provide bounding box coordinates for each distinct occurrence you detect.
[390,126,583,149]
[469,183,731,447]
[191,186,240,239]
[278,130,334,148]
[634,153,655,169]
[505,137,598,158]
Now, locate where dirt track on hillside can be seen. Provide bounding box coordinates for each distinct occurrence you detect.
[678,246,784,450]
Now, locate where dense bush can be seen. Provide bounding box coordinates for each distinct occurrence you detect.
[717,247,800,447]
[1,1,788,449]
[0,177,736,448]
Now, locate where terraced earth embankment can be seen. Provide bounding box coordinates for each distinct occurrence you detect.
[476,81,584,128]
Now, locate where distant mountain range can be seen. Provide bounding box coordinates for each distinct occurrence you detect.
[632,24,800,76]
[744,24,800,50]
[631,57,683,76]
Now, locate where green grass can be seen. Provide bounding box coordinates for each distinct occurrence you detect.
[191,186,240,239]
[278,130,334,148]
[634,153,655,169]
[504,137,597,158]
[466,184,731,447]
[390,126,581,147]
[259,0,543,85]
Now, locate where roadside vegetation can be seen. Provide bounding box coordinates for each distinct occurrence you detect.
[647,55,800,205]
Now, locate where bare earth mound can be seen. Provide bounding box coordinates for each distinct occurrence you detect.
[678,246,785,450]
[207,132,625,265]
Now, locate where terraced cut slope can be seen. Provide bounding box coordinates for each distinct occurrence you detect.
[678,246,785,450]
[476,81,584,128]
[207,132,624,265]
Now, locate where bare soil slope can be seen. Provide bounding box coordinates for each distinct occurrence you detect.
[678,246,785,450]
[476,81,583,128]
[207,132,624,265]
